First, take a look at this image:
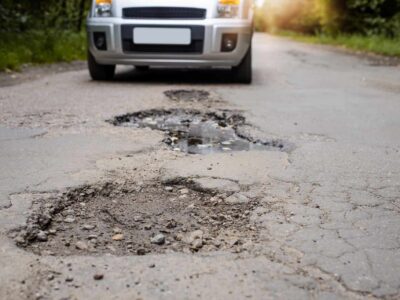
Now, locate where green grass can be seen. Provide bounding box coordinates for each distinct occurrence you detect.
[0,30,87,71]
[277,31,400,57]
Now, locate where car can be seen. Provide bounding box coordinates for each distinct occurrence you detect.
[86,0,254,83]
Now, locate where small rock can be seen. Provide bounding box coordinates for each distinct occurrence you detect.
[151,234,165,245]
[64,217,75,223]
[36,231,48,242]
[133,215,143,222]
[112,234,124,241]
[144,224,152,230]
[93,274,104,281]
[75,241,88,250]
[65,276,74,282]
[191,239,203,250]
[82,224,96,230]
[225,193,250,204]
[47,274,55,281]
[165,186,174,192]
[188,230,204,243]
[113,227,122,234]
[65,209,75,215]
[166,220,177,229]
[107,245,116,252]
[149,263,156,268]
[180,188,189,195]
[137,248,147,256]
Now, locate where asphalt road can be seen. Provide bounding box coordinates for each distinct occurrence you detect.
[0,34,399,299]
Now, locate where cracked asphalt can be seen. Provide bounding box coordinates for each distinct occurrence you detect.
[1,34,400,299]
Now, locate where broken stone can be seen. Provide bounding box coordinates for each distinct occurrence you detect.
[36,231,48,242]
[151,234,165,245]
[225,193,250,204]
[112,234,124,241]
[93,274,104,281]
[180,188,189,195]
[113,227,122,234]
[75,241,88,250]
[136,248,146,256]
[64,217,75,223]
[47,274,55,281]
[82,224,96,231]
[191,239,203,250]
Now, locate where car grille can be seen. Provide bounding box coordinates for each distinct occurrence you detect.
[121,25,205,54]
[122,7,207,20]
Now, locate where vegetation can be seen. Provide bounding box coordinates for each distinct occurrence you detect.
[256,0,400,56]
[0,31,87,71]
[0,0,90,71]
[278,31,400,56]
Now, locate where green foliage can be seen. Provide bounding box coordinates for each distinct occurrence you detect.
[0,0,91,32]
[0,31,87,71]
[279,31,400,56]
[257,0,400,37]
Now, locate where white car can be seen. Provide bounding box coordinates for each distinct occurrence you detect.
[87,0,254,83]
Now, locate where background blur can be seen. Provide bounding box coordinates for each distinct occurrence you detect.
[0,0,399,71]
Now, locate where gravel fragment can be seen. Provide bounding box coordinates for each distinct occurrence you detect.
[112,234,124,241]
[93,274,104,280]
[36,231,48,242]
[151,233,166,245]
[75,241,88,250]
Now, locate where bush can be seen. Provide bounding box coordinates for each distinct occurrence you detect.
[257,0,400,37]
[0,30,87,71]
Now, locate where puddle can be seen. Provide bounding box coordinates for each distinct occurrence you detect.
[13,182,259,256]
[164,89,211,102]
[110,109,291,155]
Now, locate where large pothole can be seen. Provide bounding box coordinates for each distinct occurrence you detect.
[109,109,292,154]
[12,182,259,256]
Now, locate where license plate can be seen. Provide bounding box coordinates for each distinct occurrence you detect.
[133,27,191,45]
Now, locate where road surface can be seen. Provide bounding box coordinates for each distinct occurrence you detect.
[0,34,399,299]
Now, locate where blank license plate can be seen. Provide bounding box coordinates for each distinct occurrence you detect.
[133,28,191,45]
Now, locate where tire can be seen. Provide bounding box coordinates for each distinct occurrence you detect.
[88,51,115,81]
[135,65,150,72]
[232,45,252,84]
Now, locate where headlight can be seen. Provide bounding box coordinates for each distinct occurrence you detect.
[217,0,240,18]
[95,0,112,17]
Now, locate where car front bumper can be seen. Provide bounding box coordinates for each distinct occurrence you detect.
[87,18,253,67]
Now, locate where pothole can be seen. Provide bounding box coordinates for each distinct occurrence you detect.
[109,109,292,154]
[164,89,211,102]
[12,182,259,256]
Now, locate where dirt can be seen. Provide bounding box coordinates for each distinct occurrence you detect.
[0,61,86,87]
[109,109,292,154]
[164,89,211,102]
[12,181,260,256]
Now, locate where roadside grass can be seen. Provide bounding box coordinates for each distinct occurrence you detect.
[0,30,87,71]
[276,31,400,57]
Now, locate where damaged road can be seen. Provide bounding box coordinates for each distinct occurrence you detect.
[1,34,400,300]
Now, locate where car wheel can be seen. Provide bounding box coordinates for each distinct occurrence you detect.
[135,65,150,71]
[88,51,115,81]
[232,44,252,84]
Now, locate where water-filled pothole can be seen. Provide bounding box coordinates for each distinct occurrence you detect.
[12,182,259,256]
[110,109,291,155]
